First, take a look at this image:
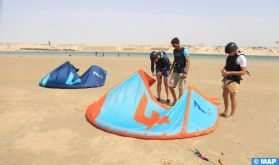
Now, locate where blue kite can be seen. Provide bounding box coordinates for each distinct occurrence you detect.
[86,70,219,139]
[39,61,106,88]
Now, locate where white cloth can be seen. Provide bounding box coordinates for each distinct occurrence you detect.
[236,55,247,67]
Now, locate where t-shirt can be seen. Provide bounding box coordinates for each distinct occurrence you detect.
[183,48,190,57]
[173,47,190,58]
[236,55,247,67]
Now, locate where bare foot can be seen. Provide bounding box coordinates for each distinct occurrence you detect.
[220,112,230,118]
[166,99,170,105]
[170,100,177,106]
[228,115,236,121]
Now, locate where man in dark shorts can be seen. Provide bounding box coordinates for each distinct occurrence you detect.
[150,51,171,104]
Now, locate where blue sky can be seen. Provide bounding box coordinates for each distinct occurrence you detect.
[0,0,278,46]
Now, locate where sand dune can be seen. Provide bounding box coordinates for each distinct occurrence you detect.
[0,43,278,56]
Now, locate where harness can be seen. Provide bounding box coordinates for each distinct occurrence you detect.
[173,47,187,73]
[223,54,244,84]
[156,52,171,70]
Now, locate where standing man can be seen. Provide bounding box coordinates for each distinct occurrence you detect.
[220,42,247,118]
[169,37,190,105]
[150,51,171,104]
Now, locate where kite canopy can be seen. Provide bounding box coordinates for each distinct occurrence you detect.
[39,61,106,89]
[86,70,219,139]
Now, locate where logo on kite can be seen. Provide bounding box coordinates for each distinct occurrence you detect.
[93,71,103,79]
[194,100,207,114]
[134,94,169,130]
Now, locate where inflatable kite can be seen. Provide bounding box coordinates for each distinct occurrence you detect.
[86,70,219,139]
[39,61,106,88]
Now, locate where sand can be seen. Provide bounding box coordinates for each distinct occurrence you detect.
[0,55,278,165]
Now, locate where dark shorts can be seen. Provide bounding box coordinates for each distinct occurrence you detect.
[156,67,169,77]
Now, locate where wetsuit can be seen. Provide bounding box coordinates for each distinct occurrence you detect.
[150,52,171,76]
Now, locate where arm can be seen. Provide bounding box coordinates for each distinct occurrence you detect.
[221,56,229,73]
[221,66,226,74]
[222,55,247,76]
[185,56,190,73]
[181,56,190,79]
[223,67,247,76]
[151,60,155,74]
[170,62,174,73]
[182,48,190,78]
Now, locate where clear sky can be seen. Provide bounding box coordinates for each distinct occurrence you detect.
[0,0,278,46]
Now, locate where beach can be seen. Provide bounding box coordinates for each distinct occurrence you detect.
[0,55,278,165]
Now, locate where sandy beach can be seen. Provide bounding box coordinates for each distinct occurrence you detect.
[0,55,278,165]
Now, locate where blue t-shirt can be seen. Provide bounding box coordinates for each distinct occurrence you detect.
[183,48,190,57]
[174,47,190,58]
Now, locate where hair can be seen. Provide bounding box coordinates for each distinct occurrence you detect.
[171,37,180,44]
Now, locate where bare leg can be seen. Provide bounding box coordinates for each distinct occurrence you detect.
[156,72,162,100]
[179,88,184,98]
[220,88,230,117]
[229,92,237,117]
[163,76,169,100]
[169,87,177,105]
[178,78,185,98]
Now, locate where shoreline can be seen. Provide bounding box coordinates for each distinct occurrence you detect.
[1,51,279,59]
[0,43,278,56]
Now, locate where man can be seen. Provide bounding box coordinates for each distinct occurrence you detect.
[150,51,171,104]
[220,42,247,118]
[169,37,190,105]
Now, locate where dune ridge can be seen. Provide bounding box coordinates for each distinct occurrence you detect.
[0,43,278,56]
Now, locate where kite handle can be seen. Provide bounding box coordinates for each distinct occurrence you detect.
[193,149,209,161]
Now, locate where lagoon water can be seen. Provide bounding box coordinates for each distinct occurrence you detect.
[0,51,278,61]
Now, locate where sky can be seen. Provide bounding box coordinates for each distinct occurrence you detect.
[0,0,278,46]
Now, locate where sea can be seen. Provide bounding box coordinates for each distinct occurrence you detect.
[0,51,279,61]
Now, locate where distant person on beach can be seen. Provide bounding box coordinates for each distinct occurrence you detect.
[150,51,171,104]
[220,42,247,118]
[169,37,190,106]
[95,51,98,57]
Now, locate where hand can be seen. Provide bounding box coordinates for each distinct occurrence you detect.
[222,70,230,76]
[221,69,229,75]
[182,73,187,79]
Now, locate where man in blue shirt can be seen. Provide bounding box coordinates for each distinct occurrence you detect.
[150,51,171,104]
[169,37,191,105]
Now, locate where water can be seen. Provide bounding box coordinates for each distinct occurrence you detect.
[0,51,279,61]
